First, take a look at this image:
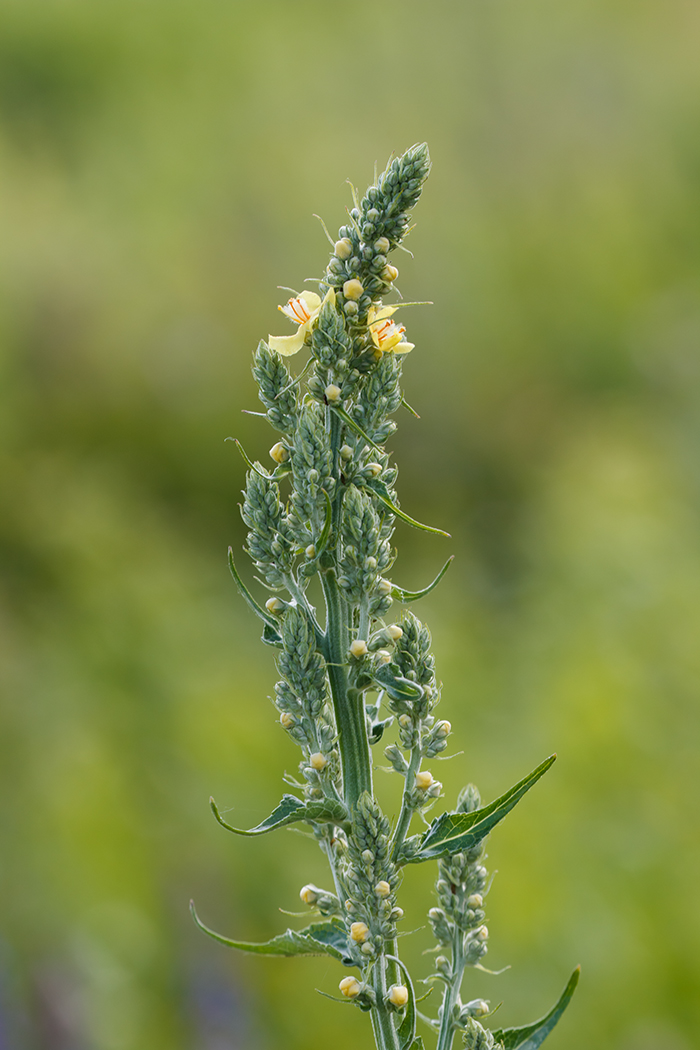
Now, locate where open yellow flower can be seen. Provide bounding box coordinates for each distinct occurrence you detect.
[367,305,414,355]
[268,288,333,356]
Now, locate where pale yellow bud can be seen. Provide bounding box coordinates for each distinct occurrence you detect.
[350,639,368,658]
[361,849,374,864]
[305,544,316,559]
[325,383,341,403]
[376,649,391,664]
[280,712,295,729]
[467,894,483,909]
[340,444,353,461]
[388,985,409,1008]
[415,770,434,790]
[299,884,318,905]
[343,278,364,300]
[361,942,375,956]
[382,264,399,283]
[265,596,285,614]
[365,462,382,477]
[334,238,353,260]
[387,625,403,641]
[476,925,489,941]
[339,975,362,998]
[398,714,412,729]
[309,752,327,771]
[436,720,452,738]
[377,578,392,595]
[374,880,391,898]
[350,921,369,943]
[269,441,289,464]
[374,236,390,254]
[365,556,377,570]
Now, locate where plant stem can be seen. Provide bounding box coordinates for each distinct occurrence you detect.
[370,954,401,1050]
[390,746,422,861]
[436,927,465,1050]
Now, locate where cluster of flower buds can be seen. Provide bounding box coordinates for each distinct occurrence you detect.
[339,793,402,963]
[337,487,393,612]
[461,1016,504,1050]
[298,883,341,916]
[241,468,295,589]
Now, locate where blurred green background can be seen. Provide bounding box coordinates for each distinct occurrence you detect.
[1,0,699,1047]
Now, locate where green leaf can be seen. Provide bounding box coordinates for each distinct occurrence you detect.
[191,903,353,963]
[261,621,283,647]
[491,967,580,1049]
[365,479,451,538]
[414,756,556,862]
[227,436,269,479]
[331,404,382,451]
[373,663,424,702]
[210,794,348,836]
[409,1040,425,1050]
[386,955,417,1050]
[391,557,454,602]
[227,548,279,630]
[316,488,333,556]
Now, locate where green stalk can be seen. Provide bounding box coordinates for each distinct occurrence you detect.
[370,954,401,1050]
[436,927,465,1050]
[390,746,422,861]
[322,404,373,811]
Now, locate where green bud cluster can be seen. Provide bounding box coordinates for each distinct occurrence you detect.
[339,792,401,961]
[462,1017,504,1050]
[321,143,432,329]
[288,402,335,550]
[253,341,299,434]
[337,488,393,611]
[241,469,294,588]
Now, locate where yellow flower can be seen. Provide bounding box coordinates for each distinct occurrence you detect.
[367,305,414,355]
[268,288,333,356]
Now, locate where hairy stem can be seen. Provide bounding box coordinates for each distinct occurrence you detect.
[390,746,422,861]
[436,927,465,1050]
[370,954,401,1050]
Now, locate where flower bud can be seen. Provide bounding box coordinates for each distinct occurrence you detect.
[340,444,353,461]
[265,596,286,615]
[345,899,354,911]
[427,780,442,798]
[339,975,362,998]
[299,884,318,905]
[350,921,369,943]
[361,942,375,956]
[305,544,316,559]
[361,849,374,865]
[435,720,452,738]
[334,237,353,259]
[476,925,489,941]
[325,384,341,403]
[436,955,450,974]
[390,906,404,921]
[365,556,378,570]
[269,441,289,464]
[344,300,359,317]
[462,999,490,1019]
[309,752,327,771]
[467,894,483,909]
[387,624,403,641]
[350,639,368,658]
[415,770,434,790]
[364,462,382,478]
[398,714,412,729]
[377,578,392,595]
[374,236,390,253]
[374,880,391,898]
[342,278,364,300]
[376,649,391,664]
[280,712,295,729]
[382,264,399,283]
[388,985,409,1008]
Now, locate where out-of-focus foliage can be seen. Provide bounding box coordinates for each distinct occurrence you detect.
[1,0,699,1047]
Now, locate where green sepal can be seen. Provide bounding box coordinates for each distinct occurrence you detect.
[373,663,425,702]
[490,967,580,1049]
[191,903,353,964]
[409,1040,425,1050]
[386,954,417,1050]
[261,621,283,647]
[331,404,382,451]
[364,479,451,538]
[227,548,279,630]
[412,756,556,862]
[210,794,348,836]
[391,557,454,602]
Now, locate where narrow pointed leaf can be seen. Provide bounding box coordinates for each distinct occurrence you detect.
[491,967,580,1049]
[261,621,283,648]
[315,489,333,555]
[191,903,352,963]
[373,663,424,702]
[210,794,348,836]
[227,548,279,630]
[227,437,269,479]
[414,756,556,861]
[365,479,451,538]
[331,404,382,451]
[391,557,454,602]
[387,955,417,1050]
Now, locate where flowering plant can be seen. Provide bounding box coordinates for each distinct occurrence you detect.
[192,144,578,1050]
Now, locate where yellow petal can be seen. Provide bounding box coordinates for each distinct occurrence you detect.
[268,330,307,356]
[392,340,414,355]
[299,290,322,313]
